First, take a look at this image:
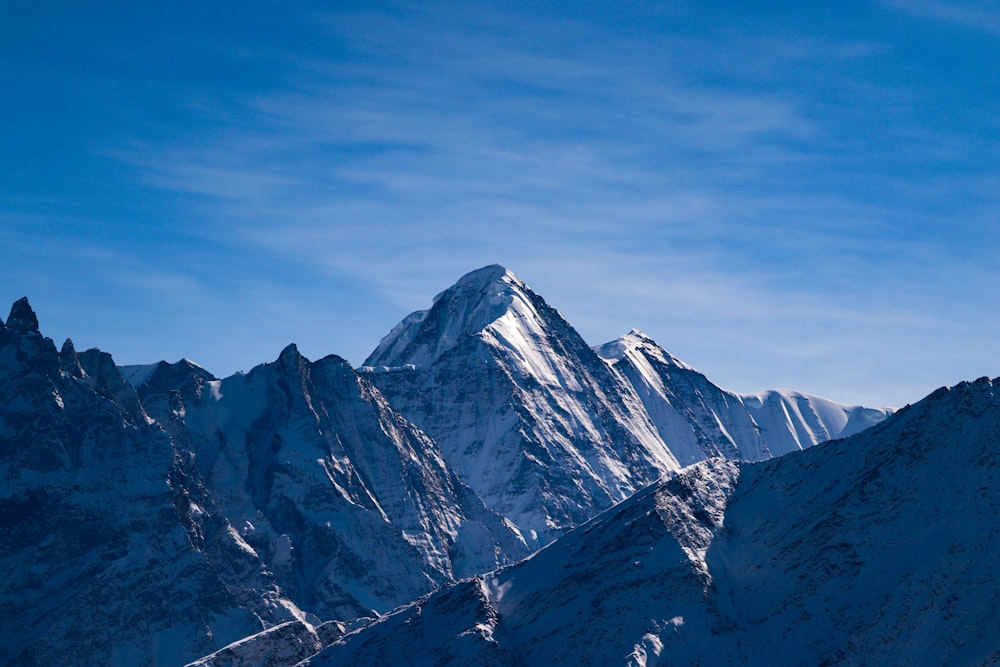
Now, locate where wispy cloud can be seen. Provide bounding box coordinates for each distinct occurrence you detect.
[884,0,1000,35]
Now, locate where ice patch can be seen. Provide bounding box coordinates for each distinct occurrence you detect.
[208,380,223,401]
[119,362,160,388]
[227,525,259,558]
[627,632,665,667]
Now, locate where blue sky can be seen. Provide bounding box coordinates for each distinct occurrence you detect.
[2,1,998,407]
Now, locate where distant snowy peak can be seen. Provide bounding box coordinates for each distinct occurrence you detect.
[597,329,771,464]
[363,264,539,369]
[595,329,894,463]
[594,328,694,372]
[740,388,893,456]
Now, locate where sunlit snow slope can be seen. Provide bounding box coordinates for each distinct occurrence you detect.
[597,329,892,463]
[363,265,681,545]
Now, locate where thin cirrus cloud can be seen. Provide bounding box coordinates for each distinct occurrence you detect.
[126,22,822,253]
[883,0,1000,34]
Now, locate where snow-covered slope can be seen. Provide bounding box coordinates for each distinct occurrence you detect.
[1,272,898,667]
[362,265,681,546]
[595,329,770,464]
[597,329,893,463]
[364,266,890,546]
[0,299,303,667]
[133,344,528,622]
[311,375,1000,666]
[740,387,891,456]
[185,619,346,667]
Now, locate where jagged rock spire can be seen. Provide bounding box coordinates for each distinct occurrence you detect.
[6,297,40,334]
[60,338,76,356]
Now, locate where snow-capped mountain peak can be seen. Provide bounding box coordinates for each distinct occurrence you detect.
[362,268,685,545]
[595,329,695,372]
[364,264,535,370]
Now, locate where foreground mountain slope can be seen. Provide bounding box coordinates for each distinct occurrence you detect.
[312,375,1000,666]
[362,265,680,545]
[131,345,528,622]
[0,299,302,667]
[597,329,892,463]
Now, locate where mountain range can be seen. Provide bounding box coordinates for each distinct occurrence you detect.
[3,265,959,666]
[361,266,889,547]
[314,374,1000,666]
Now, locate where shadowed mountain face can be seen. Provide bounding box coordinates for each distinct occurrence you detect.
[312,376,1000,667]
[0,301,302,667]
[132,344,528,622]
[0,299,526,667]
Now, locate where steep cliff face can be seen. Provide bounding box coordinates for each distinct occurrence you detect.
[363,266,680,546]
[311,376,1000,667]
[133,344,529,622]
[0,299,300,667]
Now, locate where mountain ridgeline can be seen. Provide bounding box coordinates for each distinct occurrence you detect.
[0,266,909,666]
[361,266,890,546]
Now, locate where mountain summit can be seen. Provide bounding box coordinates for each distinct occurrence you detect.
[363,265,678,545]
[366,264,552,370]
[5,296,40,334]
[362,266,891,546]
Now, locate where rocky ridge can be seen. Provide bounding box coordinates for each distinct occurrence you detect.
[311,375,1000,666]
